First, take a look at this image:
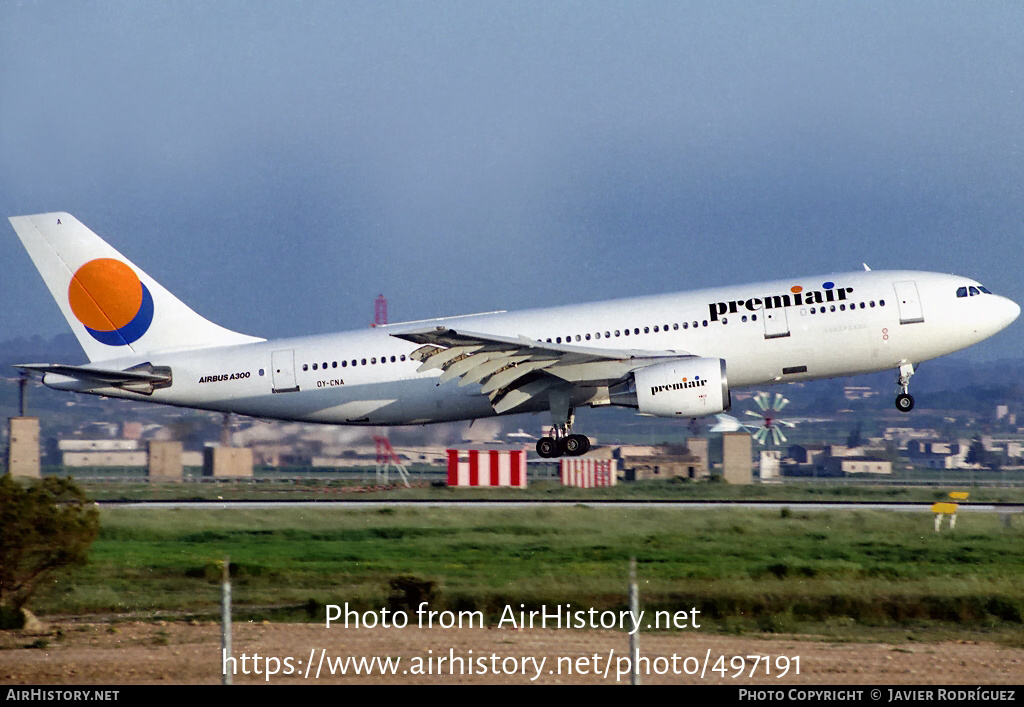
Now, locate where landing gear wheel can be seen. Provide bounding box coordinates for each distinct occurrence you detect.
[576,434,591,455]
[536,437,562,458]
[894,363,916,413]
[895,393,915,412]
[562,434,590,456]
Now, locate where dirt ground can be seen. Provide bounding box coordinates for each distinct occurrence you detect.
[3,620,1023,685]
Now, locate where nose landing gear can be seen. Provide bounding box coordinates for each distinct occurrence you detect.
[895,363,915,412]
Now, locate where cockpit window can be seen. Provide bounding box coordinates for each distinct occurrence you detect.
[958,285,991,298]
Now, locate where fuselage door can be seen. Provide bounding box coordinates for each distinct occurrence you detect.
[893,281,925,325]
[763,307,790,339]
[271,350,300,393]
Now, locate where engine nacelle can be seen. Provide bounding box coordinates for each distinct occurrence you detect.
[609,357,730,418]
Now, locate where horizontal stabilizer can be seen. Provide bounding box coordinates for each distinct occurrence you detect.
[17,362,172,395]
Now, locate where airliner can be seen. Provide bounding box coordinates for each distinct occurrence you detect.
[8,213,1020,458]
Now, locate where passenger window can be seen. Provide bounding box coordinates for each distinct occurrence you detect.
[303,364,309,371]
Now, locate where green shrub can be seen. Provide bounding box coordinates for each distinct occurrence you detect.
[0,476,99,614]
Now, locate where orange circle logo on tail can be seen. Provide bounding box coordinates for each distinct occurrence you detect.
[68,259,154,345]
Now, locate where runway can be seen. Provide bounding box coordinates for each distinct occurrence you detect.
[102,499,1024,513]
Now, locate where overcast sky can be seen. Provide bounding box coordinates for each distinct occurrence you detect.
[2,1,1022,361]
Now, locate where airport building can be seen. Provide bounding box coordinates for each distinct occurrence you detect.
[615,442,709,481]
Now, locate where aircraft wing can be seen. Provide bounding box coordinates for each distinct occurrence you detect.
[391,326,692,414]
[16,362,172,395]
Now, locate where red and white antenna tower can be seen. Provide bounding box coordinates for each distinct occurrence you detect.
[373,433,410,487]
[372,294,388,327]
[370,295,404,484]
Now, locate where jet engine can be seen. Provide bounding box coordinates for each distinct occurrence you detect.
[609,357,730,418]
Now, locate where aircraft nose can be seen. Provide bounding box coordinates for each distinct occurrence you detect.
[996,295,1021,329]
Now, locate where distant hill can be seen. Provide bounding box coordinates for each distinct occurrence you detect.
[0,333,83,371]
[786,357,1024,414]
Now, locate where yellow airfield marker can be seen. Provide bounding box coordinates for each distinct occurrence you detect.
[932,495,965,532]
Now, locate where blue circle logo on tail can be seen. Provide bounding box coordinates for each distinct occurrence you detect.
[68,259,154,345]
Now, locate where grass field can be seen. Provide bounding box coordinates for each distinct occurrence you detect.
[70,475,1024,503]
[34,503,1024,640]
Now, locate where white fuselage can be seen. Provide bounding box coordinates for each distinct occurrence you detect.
[44,270,1020,425]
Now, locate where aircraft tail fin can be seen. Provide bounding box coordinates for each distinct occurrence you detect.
[8,212,264,362]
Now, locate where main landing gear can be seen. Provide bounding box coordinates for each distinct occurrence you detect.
[536,388,591,458]
[895,363,915,412]
[536,431,591,458]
